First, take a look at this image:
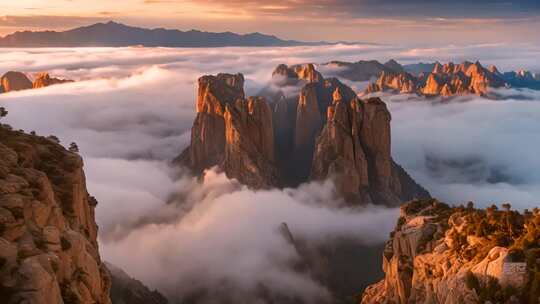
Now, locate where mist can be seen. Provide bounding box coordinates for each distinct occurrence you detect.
[1,44,540,301]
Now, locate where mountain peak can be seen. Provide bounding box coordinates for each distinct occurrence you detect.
[0,21,311,47]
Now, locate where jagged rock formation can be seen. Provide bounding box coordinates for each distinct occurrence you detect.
[273,63,324,85]
[32,73,73,89]
[320,60,403,82]
[177,73,278,188]
[179,64,430,206]
[107,263,168,304]
[502,70,540,90]
[222,97,278,188]
[363,61,507,97]
[0,126,111,303]
[310,89,428,205]
[0,71,72,93]
[362,199,540,304]
[364,71,417,94]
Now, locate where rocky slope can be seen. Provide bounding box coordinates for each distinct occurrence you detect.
[0,125,111,303]
[1,71,72,93]
[362,199,540,304]
[107,263,168,304]
[179,64,429,206]
[363,61,507,97]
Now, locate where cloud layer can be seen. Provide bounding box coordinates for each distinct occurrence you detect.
[1,44,540,300]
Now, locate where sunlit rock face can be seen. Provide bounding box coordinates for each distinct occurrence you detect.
[178,73,278,188]
[271,63,323,86]
[1,71,33,92]
[362,61,508,98]
[179,64,430,205]
[364,71,417,95]
[223,96,278,189]
[179,73,245,173]
[362,199,539,304]
[311,91,429,205]
[1,71,73,93]
[32,73,73,89]
[0,127,111,304]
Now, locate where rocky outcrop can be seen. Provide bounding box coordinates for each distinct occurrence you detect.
[0,71,73,93]
[180,73,245,173]
[107,263,168,304]
[32,73,73,89]
[179,65,430,205]
[362,61,508,98]
[311,90,429,205]
[178,73,278,188]
[502,70,540,90]
[271,64,359,185]
[294,83,323,153]
[0,126,111,303]
[364,71,417,95]
[1,71,33,93]
[310,90,371,202]
[222,97,278,189]
[272,63,323,85]
[321,60,403,82]
[362,199,540,304]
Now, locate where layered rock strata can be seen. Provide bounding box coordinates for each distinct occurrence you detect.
[0,126,111,303]
[362,199,540,304]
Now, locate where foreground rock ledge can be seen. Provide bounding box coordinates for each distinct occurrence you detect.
[0,127,111,303]
[362,199,540,304]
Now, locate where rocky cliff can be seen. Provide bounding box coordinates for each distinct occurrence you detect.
[179,64,430,206]
[32,73,73,89]
[0,126,111,303]
[363,61,507,98]
[362,199,540,304]
[177,73,278,188]
[0,71,72,93]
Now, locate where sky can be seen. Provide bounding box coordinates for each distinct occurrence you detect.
[1,0,540,44]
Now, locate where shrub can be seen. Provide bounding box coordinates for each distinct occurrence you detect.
[465,271,480,292]
[0,107,7,118]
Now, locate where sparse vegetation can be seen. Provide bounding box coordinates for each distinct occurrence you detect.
[47,135,60,144]
[431,201,540,303]
[465,271,520,303]
[68,142,79,153]
[0,106,7,118]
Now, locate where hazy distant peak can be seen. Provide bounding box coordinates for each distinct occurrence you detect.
[0,21,321,48]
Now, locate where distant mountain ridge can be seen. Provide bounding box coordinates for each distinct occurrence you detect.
[0,21,320,47]
[317,59,540,97]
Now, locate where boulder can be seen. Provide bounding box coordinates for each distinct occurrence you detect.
[1,71,32,92]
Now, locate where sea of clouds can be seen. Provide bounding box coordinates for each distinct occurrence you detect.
[1,43,540,301]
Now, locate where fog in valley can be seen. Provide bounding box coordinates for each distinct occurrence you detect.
[1,43,539,301]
